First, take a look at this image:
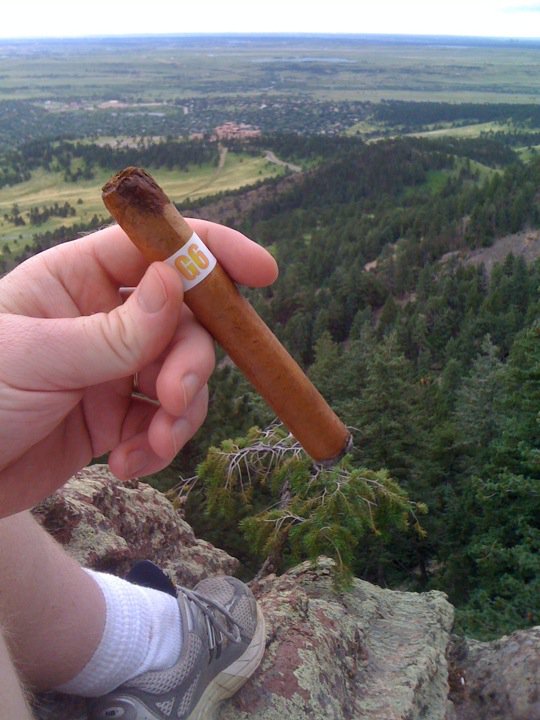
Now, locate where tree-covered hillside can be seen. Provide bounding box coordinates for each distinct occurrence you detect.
[2,128,538,640]
[179,131,540,640]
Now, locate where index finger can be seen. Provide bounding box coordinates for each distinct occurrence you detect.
[186,218,278,288]
[87,220,278,290]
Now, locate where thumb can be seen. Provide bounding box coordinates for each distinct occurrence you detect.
[0,263,184,390]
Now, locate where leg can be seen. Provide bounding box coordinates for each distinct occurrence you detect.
[0,508,265,720]
[0,510,182,700]
[0,511,106,691]
[0,626,34,719]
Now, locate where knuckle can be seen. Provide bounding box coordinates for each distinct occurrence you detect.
[98,308,141,371]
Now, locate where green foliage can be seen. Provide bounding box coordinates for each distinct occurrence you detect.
[185,424,422,587]
[452,468,540,639]
[253,460,406,559]
[453,335,505,471]
[439,323,540,638]
[351,332,424,483]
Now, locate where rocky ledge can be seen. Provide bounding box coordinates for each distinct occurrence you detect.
[32,466,540,720]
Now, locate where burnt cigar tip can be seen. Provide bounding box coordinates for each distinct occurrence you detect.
[102,166,170,214]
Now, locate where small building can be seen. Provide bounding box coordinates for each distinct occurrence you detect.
[214,122,261,140]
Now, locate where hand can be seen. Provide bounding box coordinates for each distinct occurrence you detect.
[0,221,278,517]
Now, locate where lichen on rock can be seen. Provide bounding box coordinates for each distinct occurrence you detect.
[223,557,454,720]
[32,464,239,586]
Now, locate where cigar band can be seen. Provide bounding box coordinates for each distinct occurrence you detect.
[165,232,217,290]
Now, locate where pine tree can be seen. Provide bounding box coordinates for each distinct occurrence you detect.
[351,332,423,486]
[453,335,505,473]
[180,423,423,587]
[444,324,540,638]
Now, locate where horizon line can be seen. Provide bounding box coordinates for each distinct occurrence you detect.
[1,31,540,42]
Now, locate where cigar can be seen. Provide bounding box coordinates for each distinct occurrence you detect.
[102,167,351,465]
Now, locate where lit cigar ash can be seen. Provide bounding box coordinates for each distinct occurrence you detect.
[102,166,351,465]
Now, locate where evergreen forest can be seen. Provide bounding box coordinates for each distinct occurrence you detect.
[179,131,540,641]
[2,107,539,642]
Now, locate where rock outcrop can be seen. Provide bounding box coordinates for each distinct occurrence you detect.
[223,559,454,720]
[32,464,238,587]
[448,628,540,720]
[32,465,540,720]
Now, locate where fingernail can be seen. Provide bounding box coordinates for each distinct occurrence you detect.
[172,418,190,455]
[137,265,167,314]
[125,449,149,477]
[181,373,200,410]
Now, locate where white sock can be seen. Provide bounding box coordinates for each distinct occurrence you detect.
[56,569,182,697]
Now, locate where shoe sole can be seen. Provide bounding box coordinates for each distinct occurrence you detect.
[186,603,266,720]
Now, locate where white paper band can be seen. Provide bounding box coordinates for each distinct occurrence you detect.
[164,232,217,291]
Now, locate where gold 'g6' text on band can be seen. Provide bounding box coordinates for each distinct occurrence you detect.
[164,232,217,291]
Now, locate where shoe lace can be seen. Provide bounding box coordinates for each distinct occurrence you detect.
[178,586,242,651]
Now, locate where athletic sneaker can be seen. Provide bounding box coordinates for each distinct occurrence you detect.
[88,570,266,720]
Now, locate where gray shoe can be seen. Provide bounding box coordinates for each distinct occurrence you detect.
[88,575,265,720]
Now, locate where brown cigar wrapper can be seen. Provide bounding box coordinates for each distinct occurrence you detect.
[102,167,351,464]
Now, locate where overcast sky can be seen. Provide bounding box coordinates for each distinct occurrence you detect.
[1,0,540,40]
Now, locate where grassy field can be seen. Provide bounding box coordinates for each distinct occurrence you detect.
[409,121,515,139]
[516,144,540,161]
[0,152,283,250]
[2,35,540,104]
